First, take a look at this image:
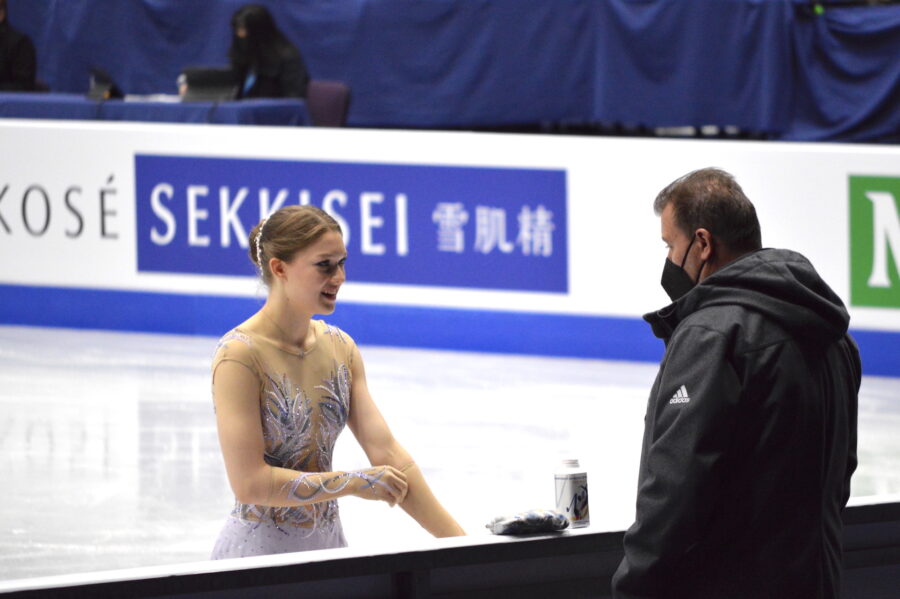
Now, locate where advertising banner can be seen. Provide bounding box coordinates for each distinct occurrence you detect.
[134,155,568,292]
[1,120,899,374]
[849,175,900,310]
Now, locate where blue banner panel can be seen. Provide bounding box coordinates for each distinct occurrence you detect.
[3,284,899,378]
[134,155,568,293]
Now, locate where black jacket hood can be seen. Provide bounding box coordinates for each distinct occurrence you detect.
[645,248,850,345]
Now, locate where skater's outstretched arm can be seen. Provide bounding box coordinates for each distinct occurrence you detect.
[347,345,466,538]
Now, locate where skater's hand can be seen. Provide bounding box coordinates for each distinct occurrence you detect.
[353,466,408,507]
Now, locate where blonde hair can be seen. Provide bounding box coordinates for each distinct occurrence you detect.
[248,205,342,285]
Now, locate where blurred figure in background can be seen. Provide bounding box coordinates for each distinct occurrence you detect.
[0,0,36,91]
[229,4,309,99]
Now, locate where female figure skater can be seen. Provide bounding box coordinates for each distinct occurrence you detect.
[211,205,465,558]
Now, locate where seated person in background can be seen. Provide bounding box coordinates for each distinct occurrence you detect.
[229,4,309,99]
[0,0,36,91]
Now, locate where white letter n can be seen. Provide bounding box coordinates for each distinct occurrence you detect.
[866,191,900,288]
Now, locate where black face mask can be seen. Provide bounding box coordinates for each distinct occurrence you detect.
[661,234,702,302]
[234,37,250,53]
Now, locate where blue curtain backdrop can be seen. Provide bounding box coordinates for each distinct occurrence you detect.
[6,0,900,142]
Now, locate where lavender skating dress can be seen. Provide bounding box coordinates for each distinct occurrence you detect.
[210,321,355,558]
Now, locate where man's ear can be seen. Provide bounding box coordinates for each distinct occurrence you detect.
[696,228,714,262]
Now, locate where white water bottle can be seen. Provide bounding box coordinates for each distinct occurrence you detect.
[555,459,589,528]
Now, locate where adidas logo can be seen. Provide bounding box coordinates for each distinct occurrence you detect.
[669,385,691,404]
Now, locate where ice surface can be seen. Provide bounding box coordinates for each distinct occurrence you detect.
[0,325,896,581]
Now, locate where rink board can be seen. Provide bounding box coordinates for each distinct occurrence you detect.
[1,121,899,375]
[0,500,898,598]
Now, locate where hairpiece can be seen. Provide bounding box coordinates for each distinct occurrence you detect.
[256,216,269,273]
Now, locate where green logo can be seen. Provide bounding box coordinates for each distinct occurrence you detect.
[850,176,900,308]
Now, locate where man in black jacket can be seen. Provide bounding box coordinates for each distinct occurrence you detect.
[612,167,860,598]
[0,0,36,92]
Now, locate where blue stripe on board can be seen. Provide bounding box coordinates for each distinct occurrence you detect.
[1,283,898,377]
